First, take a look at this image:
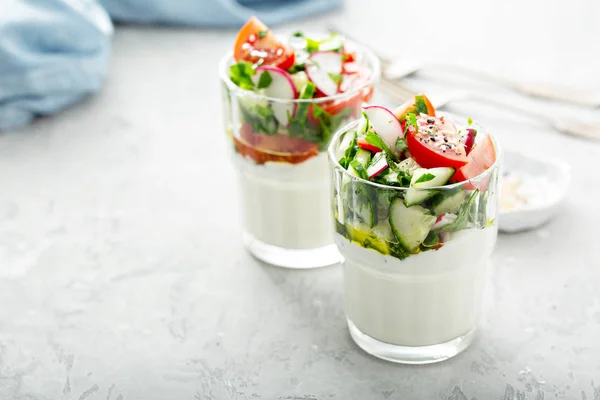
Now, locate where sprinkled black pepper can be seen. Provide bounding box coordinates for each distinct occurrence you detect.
[427,118,435,123]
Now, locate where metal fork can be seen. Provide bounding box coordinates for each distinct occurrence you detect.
[379,79,600,141]
[330,25,600,108]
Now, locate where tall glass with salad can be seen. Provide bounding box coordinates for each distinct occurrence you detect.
[220,17,380,268]
[328,94,500,363]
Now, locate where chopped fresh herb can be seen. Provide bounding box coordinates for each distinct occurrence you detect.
[414,173,436,184]
[446,190,479,232]
[258,30,268,39]
[390,242,410,260]
[414,95,429,115]
[306,37,321,53]
[404,112,418,134]
[422,231,440,249]
[328,72,343,85]
[229,61,255,90]
[292,31,304,37]
[350,159,369,179]
[472,129,478,137]
[287,64,305,73]
[395,137,408,152]
[245,104,277,135]
[256,71,273,89]
[467,117,473,126]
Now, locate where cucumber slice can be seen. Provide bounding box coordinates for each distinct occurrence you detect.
[389,198,436,252]
[404,167,455,207]
[412,167,456,188]
[346,221,391,255]
[396,157,421,174]
[431,189,466,215]
[354,185,375,228]
[354,148,372,167]
[349,148,372,178]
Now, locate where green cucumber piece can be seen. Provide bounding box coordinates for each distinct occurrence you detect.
[404,167,455,207]
[431,189,467,215]
[346,221,391,255]
[389,198,436,252]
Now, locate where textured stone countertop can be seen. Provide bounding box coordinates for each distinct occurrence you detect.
[1,1,600,399]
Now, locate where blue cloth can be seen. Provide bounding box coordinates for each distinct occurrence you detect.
[0,0,342,131]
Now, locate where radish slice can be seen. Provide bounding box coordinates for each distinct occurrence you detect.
[363,105,404,151]
[463,128,476,155]
[306,51,343,97]
[432,213,458,230]
[253,66,297,126]
[367,156,389,178]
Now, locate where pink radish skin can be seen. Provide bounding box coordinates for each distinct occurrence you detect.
[306,51,343,97]
[463,128,476,155]
[363,105,404,151]
[253,66,297,126]
[367,157,389,178]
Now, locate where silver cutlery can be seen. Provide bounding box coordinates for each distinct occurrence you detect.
[330,25,600,108]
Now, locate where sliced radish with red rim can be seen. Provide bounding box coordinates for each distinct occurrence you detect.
[363,105,404,152]
[253,66,297,126]
[306,51,343,97]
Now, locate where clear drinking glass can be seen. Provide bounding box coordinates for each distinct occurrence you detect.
[220,46,380,269]
[328,119,501,363]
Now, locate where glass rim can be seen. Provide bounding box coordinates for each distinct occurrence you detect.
[327,116,502,192]
[218,43,381,104]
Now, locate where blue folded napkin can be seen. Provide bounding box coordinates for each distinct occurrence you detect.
[0,0,342,131]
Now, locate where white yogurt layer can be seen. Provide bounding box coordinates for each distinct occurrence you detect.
[234,152,333,249]
[337,227,497,346]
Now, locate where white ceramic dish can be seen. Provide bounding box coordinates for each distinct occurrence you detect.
[499,149,571,233]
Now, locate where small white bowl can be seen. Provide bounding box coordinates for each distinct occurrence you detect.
[498,149,571,233]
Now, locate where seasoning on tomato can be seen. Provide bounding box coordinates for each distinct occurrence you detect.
[405,114,469,169]
[233,17,295,70]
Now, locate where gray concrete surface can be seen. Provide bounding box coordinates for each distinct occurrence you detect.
[1,1,600,399]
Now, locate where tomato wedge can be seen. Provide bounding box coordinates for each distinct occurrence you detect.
[405,114,469,169]
[451,133,496,184]
[394,94,436,121]
[233,17,295,70]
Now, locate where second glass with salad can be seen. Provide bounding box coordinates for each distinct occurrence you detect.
[220,17,380,268]
[329,94,500,363]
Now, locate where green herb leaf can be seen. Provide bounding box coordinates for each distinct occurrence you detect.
[256,71,273,89]
[467,117,473,126]
[446,190,480,232]
[414,95,429,115]
[328,72,343,85]
[350,160,369,179]
[258,30,268,39]
[292,31,304,37]
[395,137,408,152]
[414,172,436,184]
[404,112,418,134]
[306,37,321,53]
[229,61,256,90]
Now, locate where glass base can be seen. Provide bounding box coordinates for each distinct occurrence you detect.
[347,319,476,364]
[243,232,342,269]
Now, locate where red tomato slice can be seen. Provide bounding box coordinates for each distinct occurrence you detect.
[406,114,469,169]
[236,122,318,164]
[357,136,382,153]
[451,133,496,184]
[394,94,436,121]
[233,17,295,70]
